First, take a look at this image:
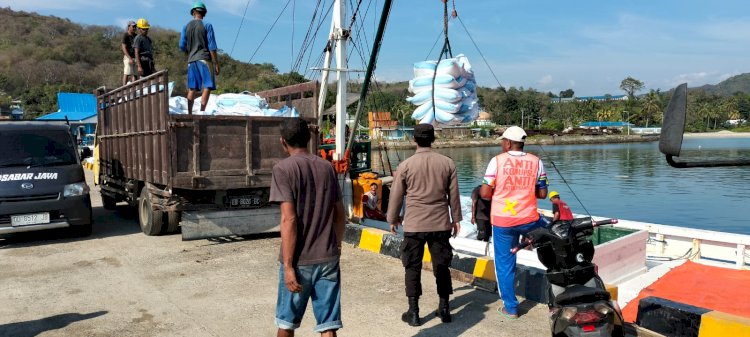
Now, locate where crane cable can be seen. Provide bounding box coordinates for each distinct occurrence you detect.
[229,0,253,58]
[429,0,455,124]
[248,0,293,63]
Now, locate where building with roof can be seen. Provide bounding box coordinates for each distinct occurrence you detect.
[36,93,97,137]
[475,110,493,127]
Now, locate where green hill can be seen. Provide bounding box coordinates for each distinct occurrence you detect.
[0,8,304,118]
[694,73,750,96]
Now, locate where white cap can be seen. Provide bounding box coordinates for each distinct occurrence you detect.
[500,126,527,142]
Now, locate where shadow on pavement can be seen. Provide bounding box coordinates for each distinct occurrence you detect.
[0,203,142,249]
[0,311,108,337]
[413,287,539,337]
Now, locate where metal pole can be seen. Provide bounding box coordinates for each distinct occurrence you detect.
[346,0,393,153]
[334,0,348,161]
[316,21,336,127]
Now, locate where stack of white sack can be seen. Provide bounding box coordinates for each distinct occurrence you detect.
[168,91,297,117]
[407,54,480,125]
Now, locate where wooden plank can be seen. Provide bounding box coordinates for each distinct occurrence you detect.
[193,119,201,178]
[251,120,255,176]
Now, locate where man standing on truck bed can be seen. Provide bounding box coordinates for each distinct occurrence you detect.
[270,118,346,337]
[121,20,138,85]
[133,18,155,77]
[180,2,220,114]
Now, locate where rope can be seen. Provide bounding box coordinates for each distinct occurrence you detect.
[292,0,324,74]
[456,15,503,88]
[288,0,296,84]
[429,0,454,124]
[228,0,253,58]
[534,144,593,219]
[248,0,293,63]
[425,29,443,60]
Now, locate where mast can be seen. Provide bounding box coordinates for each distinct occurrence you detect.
[346,0,393,153]
[333,0,348,161]
[316,21,335,128]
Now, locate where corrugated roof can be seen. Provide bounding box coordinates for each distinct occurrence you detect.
[37,93,97,121]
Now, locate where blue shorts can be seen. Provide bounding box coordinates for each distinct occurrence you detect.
[275,259,342,332]
[187,60,216,91]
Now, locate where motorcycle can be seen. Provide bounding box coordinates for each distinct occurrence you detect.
[511,217,625,337]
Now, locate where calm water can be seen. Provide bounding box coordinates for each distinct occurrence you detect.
[372,137,750,235]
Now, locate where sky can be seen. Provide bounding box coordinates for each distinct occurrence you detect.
[4,0,750,96]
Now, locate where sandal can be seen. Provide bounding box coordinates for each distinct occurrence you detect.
[497,306,519,319]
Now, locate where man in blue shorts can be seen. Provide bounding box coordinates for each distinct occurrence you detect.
[270,118,346,337]
[179,2,220,114]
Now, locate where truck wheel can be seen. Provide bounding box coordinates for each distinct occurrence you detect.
[138,188,164,236]
[102,194,117,210]
[166,211,181,233]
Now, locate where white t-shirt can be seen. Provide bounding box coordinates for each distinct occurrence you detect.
[483,151,547,188]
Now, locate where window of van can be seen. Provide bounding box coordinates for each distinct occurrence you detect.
[0,130,78,168]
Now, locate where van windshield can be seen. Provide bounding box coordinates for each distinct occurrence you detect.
[0,130,78,167]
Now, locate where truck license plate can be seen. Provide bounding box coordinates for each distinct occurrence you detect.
[11,213,51,227]
[229,196,262,207]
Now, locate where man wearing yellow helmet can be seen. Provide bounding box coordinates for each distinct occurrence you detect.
[133,18,155,77]
[549,191,573,223]
[179,2,220,114]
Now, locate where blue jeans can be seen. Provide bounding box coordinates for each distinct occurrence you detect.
[493,216,548,315]
[275,259,342,332]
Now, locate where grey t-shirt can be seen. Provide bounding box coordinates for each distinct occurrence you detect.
[270,152,342,266]
[183,19,211,63]
[133,35,153,58]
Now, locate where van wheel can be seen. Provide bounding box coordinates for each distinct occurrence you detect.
[102,194,117,210]
[166,211,181,233]
[139,188,164,236]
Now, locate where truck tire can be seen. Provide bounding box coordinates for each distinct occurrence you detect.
[102,194,117,210]
[138,188,164,236]
[166,211,181,233]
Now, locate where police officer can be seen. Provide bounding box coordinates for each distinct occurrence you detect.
[387,124,462,327]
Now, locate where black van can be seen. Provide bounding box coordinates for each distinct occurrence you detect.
[0,122,92,236]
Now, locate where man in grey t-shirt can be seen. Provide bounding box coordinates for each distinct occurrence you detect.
[270,118,346,337]
[179,2,220,114]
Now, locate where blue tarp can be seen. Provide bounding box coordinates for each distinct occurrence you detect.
[580,121,634,127]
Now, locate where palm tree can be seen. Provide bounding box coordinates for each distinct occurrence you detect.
[640,90,662,127]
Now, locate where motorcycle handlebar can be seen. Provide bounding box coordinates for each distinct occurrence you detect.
[510,237,533,254]
[592,218,618,227]
[510,219,619,254]
[576,218,619,228]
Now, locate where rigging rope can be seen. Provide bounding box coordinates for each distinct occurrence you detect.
[248,0,293,63]
[534,144,593,219]
[229,0,253,58]
[455,15,503,88]
[292,0,324,74]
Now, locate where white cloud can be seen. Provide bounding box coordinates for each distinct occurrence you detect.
[137,0,155,9]
[206,0,258,16]
[538,74,553,86]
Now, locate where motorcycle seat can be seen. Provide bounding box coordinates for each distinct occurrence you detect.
[553,284,611,306]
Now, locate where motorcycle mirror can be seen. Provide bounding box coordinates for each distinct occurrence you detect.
[660,83,750,168]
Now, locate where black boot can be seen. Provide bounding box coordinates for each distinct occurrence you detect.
[436,297,452,323]
[401,296,421,326]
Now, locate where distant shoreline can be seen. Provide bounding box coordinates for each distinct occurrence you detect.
[373,134,657,150]
[684,131,750,138]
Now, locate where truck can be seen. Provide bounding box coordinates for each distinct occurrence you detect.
[95,71,320,239]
